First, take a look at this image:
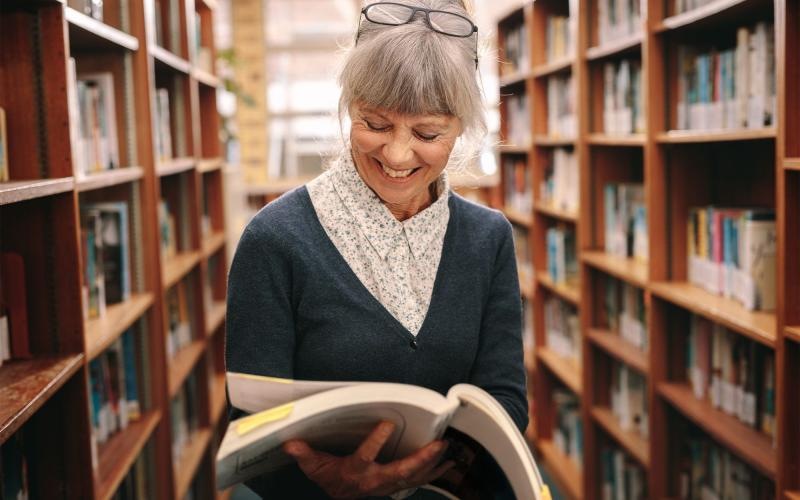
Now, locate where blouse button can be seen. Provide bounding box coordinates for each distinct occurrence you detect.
[410,339,418,350]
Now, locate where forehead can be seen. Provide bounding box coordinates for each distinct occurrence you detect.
[356,103,456,127]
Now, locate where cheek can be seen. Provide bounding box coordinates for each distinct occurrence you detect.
[351,129,383,153]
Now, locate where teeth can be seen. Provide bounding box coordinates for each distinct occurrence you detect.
[379,162,416,178]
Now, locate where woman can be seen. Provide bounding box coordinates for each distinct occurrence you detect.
[226,1,528,497]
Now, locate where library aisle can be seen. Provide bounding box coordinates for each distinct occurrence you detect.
[1,0,798,499]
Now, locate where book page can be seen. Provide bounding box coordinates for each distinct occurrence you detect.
[227,372,361,413]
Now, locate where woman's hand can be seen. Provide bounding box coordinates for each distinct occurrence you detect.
[282,421,454,499]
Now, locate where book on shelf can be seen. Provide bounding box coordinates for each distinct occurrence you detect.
[544,296,580,363]
[0,106,8,182]
[603,59,644,136]
[675,21,775,132]
[166,281,193,357]
[501,22,529,76]
[0,252,31,367]
[687,206,776,311]
[204,253,218,312]
[604,183,647,262]
[540,147,578,213]
[504,93,531,147]
[87,329,142,462]
[172,372,200,464]
[597,0,641,46]
[546,224,578,285]
[512,225,533,286]
[604,277,648,352]
[69,0,103,21]
[685,315,776,439]
[547,74,576,138]
[523,298,534,353]
[70,67,121,176]
[155,89,174,163]
[111,452,152,500]
[0,432,30,499]
[552,388,583,465]
[503,156,532,214]
[610,362,648,437]
[159,199,178,259]
[677,428,775,499]
[217,373,548,499]
[80,202,132,319]
[600,444,646,500]
[546,14,574,62]
[194,12,213,74]
[171,79,188,158]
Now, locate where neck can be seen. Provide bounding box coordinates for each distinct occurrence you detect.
[384,182,438,221]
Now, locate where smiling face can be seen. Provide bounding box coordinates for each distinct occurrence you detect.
[349,102,462,221]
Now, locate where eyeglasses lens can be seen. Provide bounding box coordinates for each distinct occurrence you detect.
[427,11,473,37]
[365,4,415,24]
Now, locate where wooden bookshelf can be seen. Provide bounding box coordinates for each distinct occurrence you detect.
[585,32,642,61]
[785,158,800,171]
[532,57,574,78]
[503,206,533,227]
[586,133,646,146]
[786,326,800,343]
[0,0,230,495]
[655,128,777,143]
[582,252,648,288]
[538,439,583,500]
[590,406,649,467]
[537,271,580,305]
[586,329,648,375]
[537,347,583,396]
[534,201,578,222]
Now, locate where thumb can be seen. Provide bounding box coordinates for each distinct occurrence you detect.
[283,440,313,459]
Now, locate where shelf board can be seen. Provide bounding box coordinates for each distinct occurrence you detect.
[206,301,226,337]
[656,0,769,33]
[532,57,573,78]
[537,439,583,500]
[95,410,161,500]
[649,282,776,347]
[524,347,536,373]
[587,133,646,146]
[66,7,139,51]
[198,157,224,174]
[202,231,226,258]
[785,158,800,171]
[0,354,84,443]
[499,70,532,87]
[76,167,144,192]
[591,406,650,467]
[537,347,582,396]
[173,427,213,500]
[193,68,221,88]
[655,128,776,143]
[210,372,227,423]
[168,338,207,398]
[503,207,533,227]
[199,0,218,9]
[156,157,195,177]
[85,293,154,360]
[0,178,75,206]
[586,33,643,61]
[786,326,800,343]
[659,382,776,478]
[587,329,649,375]
[162,251,201,290]
[533,134,576,146]
[150,45,192,74]
[786,491,800,500]
[534,202,578,222]
[582,251,648,288]
[537,271,580,306]
[497,144,531,154]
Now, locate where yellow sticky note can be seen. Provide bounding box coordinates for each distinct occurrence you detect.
[235,372,293,384]
[541,485,552,500]
[236,403,294,435]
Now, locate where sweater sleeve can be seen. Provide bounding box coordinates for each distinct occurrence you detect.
[468,219,529,432]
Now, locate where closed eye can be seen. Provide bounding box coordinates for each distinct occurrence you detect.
[365,120,390,132]
[415,131,439,142]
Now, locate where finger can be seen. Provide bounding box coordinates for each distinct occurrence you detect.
[385,440,447,482]
[353,421,396,466]
[282,439,313,459]
[417,460,456,485]
[403,441,450,483]
[282,440,328,476]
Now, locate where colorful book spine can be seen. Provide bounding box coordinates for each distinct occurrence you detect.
[544,296,580,363]
[540,147,578,213]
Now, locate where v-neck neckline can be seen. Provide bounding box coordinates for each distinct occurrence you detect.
[299,186,458,343]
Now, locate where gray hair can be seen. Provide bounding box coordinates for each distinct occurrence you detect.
[337,0,486,167]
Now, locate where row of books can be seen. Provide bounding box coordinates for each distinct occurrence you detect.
[0,253,30,367]
[503,157,532,215]
[166,281,193,358]
[154,0,183,55]
[171,373,200,464]
[0,433,29,500]
[159,200,180,260]
[504,93,530,147]
[193,12,214,74]
[111,453,152,500]
[602,59,644,136]
[547,74,576,138]
[604,183,647,262]
[81,202,132,320]
[155,89,174,163]
[544,296,581,363]
[596,0,641,47]
[687,206,776,311]
[685,314,776,438]
[545,14,574,63]
[540,147,578,214]
[600,444,647,500]
[610,362,649,438]
[546,224,578,286]
[553,388,583,465]
[67,59,121,176]
[70,0,104,21]
[677,429,775,499]
[604,276,648,352]
[675,21,775,131]
[512,225,533,287]
[501,22,529,76]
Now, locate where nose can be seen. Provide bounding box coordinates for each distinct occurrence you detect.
[382,134,415,168]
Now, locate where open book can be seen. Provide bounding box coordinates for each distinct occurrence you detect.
[216,373,550,500]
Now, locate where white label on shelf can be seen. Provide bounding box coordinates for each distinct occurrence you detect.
[721,381,736,415]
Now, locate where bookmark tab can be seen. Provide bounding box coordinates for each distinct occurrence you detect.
[236,402,294,435]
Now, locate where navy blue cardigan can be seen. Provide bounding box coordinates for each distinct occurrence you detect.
[225,187,528,497]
